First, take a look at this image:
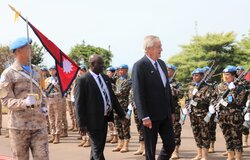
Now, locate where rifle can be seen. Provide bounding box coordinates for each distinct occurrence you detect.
[179,63,218,124]
[204,66,250,123]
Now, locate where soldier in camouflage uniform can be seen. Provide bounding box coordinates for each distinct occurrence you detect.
[60,98,68,137]
[186,68,214,160]
[128,88,145,155]
[112,64,132,153]
[45,66,64,144]
[237,66,250,148]
[215,66,247,160]
[106,66,118,143]
[0,37,49,160]
[167,64,184,159]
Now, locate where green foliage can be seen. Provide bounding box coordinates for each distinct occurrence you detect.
[31,42,45,65]
[167,32,250,86]
[68,41,113,69]
[0,45,14,73]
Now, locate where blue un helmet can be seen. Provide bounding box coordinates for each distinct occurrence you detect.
[118,64,129,69]
[203,66,210,72]
[223,65,237,73]
[192,68,204,75]
[166,64,177,71]
[106,66,116,72]
[236,66,245,71]
[49,65,56,70]
[79,65,87,71]
[10,37,32,52]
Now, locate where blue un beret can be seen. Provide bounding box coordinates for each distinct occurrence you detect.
[106,66,116,72]
[203,66,210,72]
[166,64,177,71]
[236,66,244,71]
[49,65,56,70]
[118,64,129,69]
[10,37,32,52]
[192,68,204,75]
[223,65,237,73]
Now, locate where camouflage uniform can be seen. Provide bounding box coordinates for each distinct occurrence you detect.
[170,79,184,146]
[129,89,143,142]
[114,76,131,140]
[187,83,213,149]
[0,61,48,160]
[240,80,250,136]
[216,82,247,152]
[45,76,64,136]
[60,98,68,137]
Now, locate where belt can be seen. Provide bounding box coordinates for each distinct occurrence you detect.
[47,92,60,98]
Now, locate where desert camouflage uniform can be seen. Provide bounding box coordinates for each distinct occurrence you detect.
[45,76,64,136]
[170,78,184,146]
[114,76,131,140]
[216,82,247,152]
[187,82,214,149]
[0,61,48,160]
[61,98,68,136]
[129,89,143,142]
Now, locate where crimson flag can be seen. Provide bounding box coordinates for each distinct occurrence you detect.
[28,22,79,95]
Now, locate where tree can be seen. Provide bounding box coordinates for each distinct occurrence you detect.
[31,42,45,65]
[167,32,249,85]
[0,45,14,74]
[68,41,113,69]
[237,30,250,68]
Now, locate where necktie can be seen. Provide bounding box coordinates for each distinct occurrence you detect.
[154,61,161,76]
[97,76,112,115]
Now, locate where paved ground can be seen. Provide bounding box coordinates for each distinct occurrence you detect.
[1,113,250,160]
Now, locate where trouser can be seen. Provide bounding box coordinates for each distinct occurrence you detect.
[209,115,217,142]
[219,111,243,152]
[133,108,144,142]
[173,106,182,146]
[242,126,249,135]
[114,113,131,140]
[0,102,2,129]
[9,128,49,160]
[47,97,63,135]
[143,117,175,160]
[190,114,210,149]
[66,100,77,128]
[61,99,68,131]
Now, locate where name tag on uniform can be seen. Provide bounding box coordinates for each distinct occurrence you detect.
[191,100,198,107]
[219,99,228,107]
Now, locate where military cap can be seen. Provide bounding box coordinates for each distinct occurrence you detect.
[166,64,177,71]
[118,64,129,69]
[106,66,116,72]
[10,37,32,52]
[192,68,204,75]
[223,65,237,73]
[49,65,56,70]
[236,66,244,71]
[79,65,87,70]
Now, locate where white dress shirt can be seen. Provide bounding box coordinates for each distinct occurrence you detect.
[89,70,112,116]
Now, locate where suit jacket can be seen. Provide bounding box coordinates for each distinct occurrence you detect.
[132,55,174,121]
[75,72,125,130]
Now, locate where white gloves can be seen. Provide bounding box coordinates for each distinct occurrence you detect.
[128,103,133,110]
[182,108,188,115]
[71,96,75,102]
[25,95,36,106]
[209,105,215,114]
[51,79,57,85]
[192,88,198,95]
[244,113,250,121]
[228,82,235,90]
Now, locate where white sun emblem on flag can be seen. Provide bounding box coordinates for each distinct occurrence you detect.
[63,59,73,74]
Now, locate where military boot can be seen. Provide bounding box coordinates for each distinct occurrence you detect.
[106,135,114,143]
[192,148,202,160]
[227,151,234,160]
[201,148,208,160]
[120,139,129,153]
[60,129,68,138]
[83,138,91,147]
[208,141,215,153]
[134,141,145,155]
[48,135,55,143]
[243,134,248,148]
[222,151,228,156]
[171,145,180,159]
[112,139,124,152]
[235,151,242,160]
[111,135,118,143]
[53,134,60,144]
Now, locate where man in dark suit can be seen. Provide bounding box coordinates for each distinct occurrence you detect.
[75,54,125,160]
[132,35,175,160]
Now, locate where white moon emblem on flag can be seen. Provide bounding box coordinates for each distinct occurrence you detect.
[63,59,73,74]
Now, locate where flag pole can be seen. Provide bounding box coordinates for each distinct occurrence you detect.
[9,5,33,94]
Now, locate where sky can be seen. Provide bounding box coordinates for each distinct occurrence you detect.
[0,0,250,69]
